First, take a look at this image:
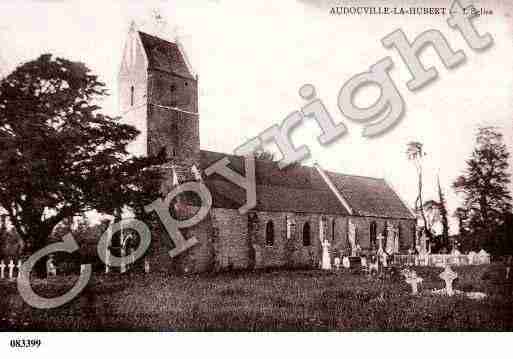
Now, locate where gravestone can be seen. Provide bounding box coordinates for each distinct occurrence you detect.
[0,260,5,279]
[333,257,341,270]
[377,248,388,267]
[368,256,379,275]
[404,271,423,295]
[468,251,477,265]
[342,256,350,269]
[321,240,331,270]
[16,260,22,278]
[349,256,361,270]
[439,265,458,296]
[478,249,490,264]
[8,260,15,281]
[144,259,150,273]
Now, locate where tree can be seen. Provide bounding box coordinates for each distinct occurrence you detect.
[454,207,469,235]
[421,188,450,253]
[422,199,440,235]
[437,175,450,248]
[406,141,432,241]
[453,126,512,252]
[0,54,164,256]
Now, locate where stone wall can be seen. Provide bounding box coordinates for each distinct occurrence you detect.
[147,71,199,161]
[146,206,416,273]
[345,216,416,254]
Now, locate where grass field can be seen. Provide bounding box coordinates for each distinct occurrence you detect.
[1,264,512,331]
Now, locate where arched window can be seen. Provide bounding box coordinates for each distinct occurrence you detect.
[265,221,274,246]
[370,221,377,248]
[130,86,135,107]
[303,222,311,246]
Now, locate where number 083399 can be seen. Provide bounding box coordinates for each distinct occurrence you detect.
[9,338,41,348]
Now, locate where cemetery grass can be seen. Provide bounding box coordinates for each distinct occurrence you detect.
[1,265,512,331]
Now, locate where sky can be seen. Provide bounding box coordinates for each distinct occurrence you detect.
[0,0,512,233]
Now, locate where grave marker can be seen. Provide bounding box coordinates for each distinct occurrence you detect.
[439,265,458,296]
[0,260,5,279]
[404,270,423,295]
[8,260,15,280]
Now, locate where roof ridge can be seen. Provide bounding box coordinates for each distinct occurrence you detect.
[324,169,385,181]
[199,149,387,181]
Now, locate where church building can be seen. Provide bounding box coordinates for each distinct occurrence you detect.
[118,26,417,273]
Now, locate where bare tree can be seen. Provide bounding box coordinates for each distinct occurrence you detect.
[406,141,432,241]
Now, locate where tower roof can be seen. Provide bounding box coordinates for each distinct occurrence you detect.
[138,31,195,79]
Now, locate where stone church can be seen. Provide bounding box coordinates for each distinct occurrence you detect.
[118,26,417,273]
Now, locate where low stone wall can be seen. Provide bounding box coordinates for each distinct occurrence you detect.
[393,253,491,267]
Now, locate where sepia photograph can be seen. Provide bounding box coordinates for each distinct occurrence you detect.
[0,0,512,355]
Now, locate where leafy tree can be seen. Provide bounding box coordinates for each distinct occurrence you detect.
[0,54,164,256]
[454,207,468,235]
[453,126,512,251]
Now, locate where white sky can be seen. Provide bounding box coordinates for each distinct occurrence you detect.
[0,0,512,233]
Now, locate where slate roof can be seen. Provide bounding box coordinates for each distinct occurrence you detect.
[325,171,414,219]
[199,150,415,219]
[138,31,195,79]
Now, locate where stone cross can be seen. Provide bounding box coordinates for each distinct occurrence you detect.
[144,259,150,274]
[8,260,15,280]
[16,260,22,278]
[405,272,423,295]
[439,265,458,296]
[0,260,5,279]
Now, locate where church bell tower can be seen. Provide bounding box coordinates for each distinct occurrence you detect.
[118,22,199,164]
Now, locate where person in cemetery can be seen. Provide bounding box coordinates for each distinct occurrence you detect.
[46,255,56,277]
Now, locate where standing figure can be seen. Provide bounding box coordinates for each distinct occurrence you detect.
[46,256,56,278]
